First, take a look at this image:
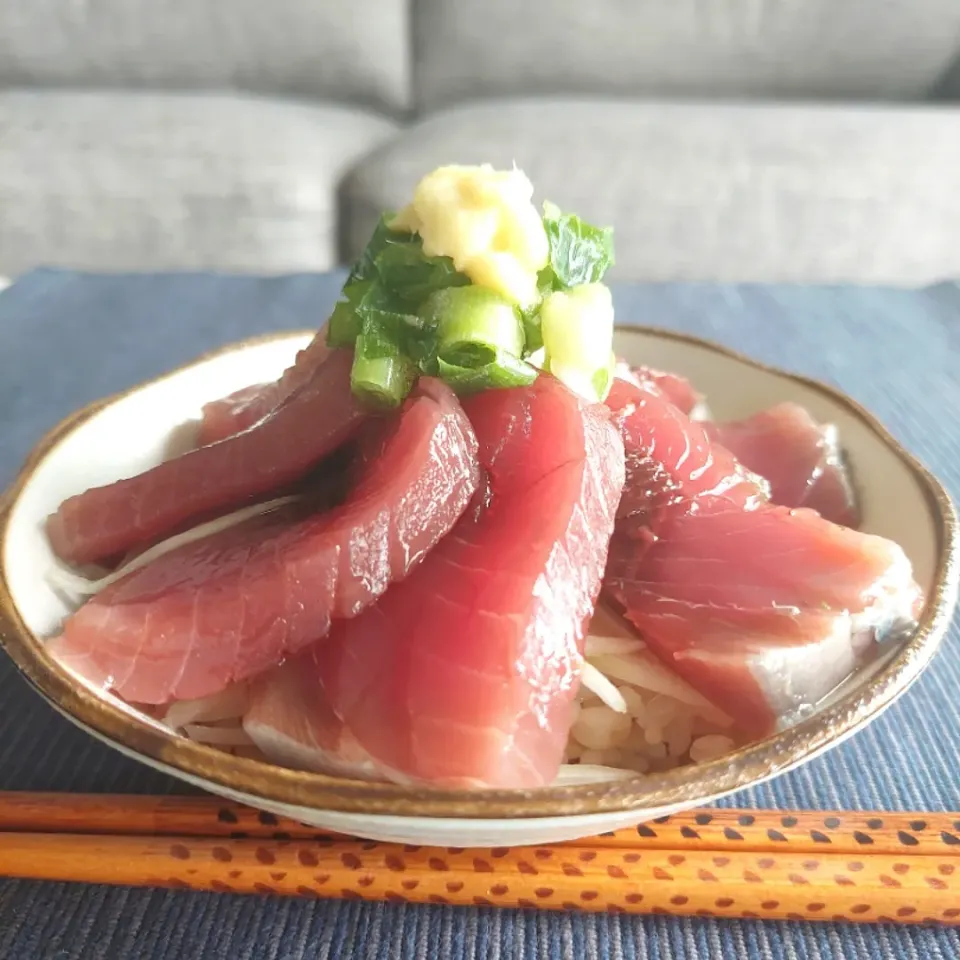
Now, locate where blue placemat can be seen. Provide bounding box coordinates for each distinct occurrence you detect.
[1,269,958,959]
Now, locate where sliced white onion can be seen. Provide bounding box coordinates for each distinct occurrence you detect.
[47,495,301,598]
[579,661,628,714]
[162,683,250,729]
[585,634,645,657]
[554,764,634,785]
[183,724,256,747]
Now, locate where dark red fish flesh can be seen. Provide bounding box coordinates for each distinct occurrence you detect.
[704,402,860,528]
[244,375,626,788]
[49,378,479,704]
[603,377,922,736]
[48,345,365,566]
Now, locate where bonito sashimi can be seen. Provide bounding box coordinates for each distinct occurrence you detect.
[615,361,703,417]
[704,402,860,528]
[603,378,922,736]
[244,375,626,789]
[48,342,362,567]
[198,335,331,446]
[49,379,479,704]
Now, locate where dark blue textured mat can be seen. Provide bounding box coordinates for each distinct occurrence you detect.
[1,269,958,959]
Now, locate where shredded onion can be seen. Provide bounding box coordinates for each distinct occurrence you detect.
[585,634,645,657]
[555,764,633,784]
[162,683,250,729]
[47,495,301,598]
[579,661,628,713]
[183,724,255,747]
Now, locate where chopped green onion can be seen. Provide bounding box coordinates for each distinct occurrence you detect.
[350,318,417,408]
[373,243,470,304]
[327,280,372,347]
[423,287,524,368]
[347,215,418,285]
[521,305,544,354]
[438,351,538,394]
[355,280,421,334]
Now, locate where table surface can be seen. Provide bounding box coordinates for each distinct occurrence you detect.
[1,269,958,960]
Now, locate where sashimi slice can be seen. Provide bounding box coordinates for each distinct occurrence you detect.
[49,379,480,704]
[244,375,626,788]
[615,361,702,417]
[198,335,331,445]
[243,660,379,779]
[704,402,860,528]
[605,376,767,536]
[603,378,922,736]
[48,345,365,566]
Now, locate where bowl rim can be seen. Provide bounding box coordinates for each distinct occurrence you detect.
[1,327,957,819]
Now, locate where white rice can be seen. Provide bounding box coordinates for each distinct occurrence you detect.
[565,618,737,773]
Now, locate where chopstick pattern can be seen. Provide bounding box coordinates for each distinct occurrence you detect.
[0,794,958,925]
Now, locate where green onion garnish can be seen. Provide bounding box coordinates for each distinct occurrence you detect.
[349,320,416,408]
[437,351,538,394]
[329,199,616,406]
[424,286,525,367]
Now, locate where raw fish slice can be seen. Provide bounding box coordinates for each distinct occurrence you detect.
[198,383,280,447]
[617,600,862,735]
[615,361,702,416]
[49,379,479,704]
[48,345,366,566]
[704,402,860,528]
[608,496,916,615]
[603,378,923,737]
[605,376,766,536]
[244,660,379,779]
[198,335,331,445]
[244,376,626,789]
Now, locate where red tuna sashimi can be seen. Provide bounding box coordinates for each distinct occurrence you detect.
[198,335,331,445]
[603,378,922,736]
[244,376,626,788]
[704,402,860,528]
[48,345,365,566]
[605,376,766,538]
[49,379,479,704]
[615,361,702,416]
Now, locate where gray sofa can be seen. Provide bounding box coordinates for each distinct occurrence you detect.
[3,1,960,284]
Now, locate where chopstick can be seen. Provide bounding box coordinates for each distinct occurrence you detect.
[0,793,957,925]
[2,793,958,857]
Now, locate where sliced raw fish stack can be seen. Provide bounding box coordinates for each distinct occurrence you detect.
[704,402,860,528]
[48,344,365,566]
[49,379,479,704]
[244,375,626,789]
[615,361,702,417]
[606,377,767,540]
[603,377,923,737]
[198,334,331,446]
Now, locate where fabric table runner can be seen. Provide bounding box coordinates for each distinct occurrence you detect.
[1,269,958,959]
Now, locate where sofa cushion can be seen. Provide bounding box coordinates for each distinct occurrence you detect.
[340,99,960,285]
[0,1,410,114]
[414,0,960,109]
[0,91,397,277]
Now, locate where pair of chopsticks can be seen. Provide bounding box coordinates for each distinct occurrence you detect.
[0,793,957,925]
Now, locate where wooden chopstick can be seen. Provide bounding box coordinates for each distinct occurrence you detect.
[1,793,958,857]
[0,794,957,925]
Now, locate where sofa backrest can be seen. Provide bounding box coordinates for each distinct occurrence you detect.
[0,0,411,114]
[414,0,960,111]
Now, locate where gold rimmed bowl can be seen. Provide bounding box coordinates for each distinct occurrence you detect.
[1,328,956,846]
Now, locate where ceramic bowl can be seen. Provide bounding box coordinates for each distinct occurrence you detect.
[1,329,957,846]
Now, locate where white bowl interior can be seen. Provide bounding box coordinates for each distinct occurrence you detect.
[0,330,945,842]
